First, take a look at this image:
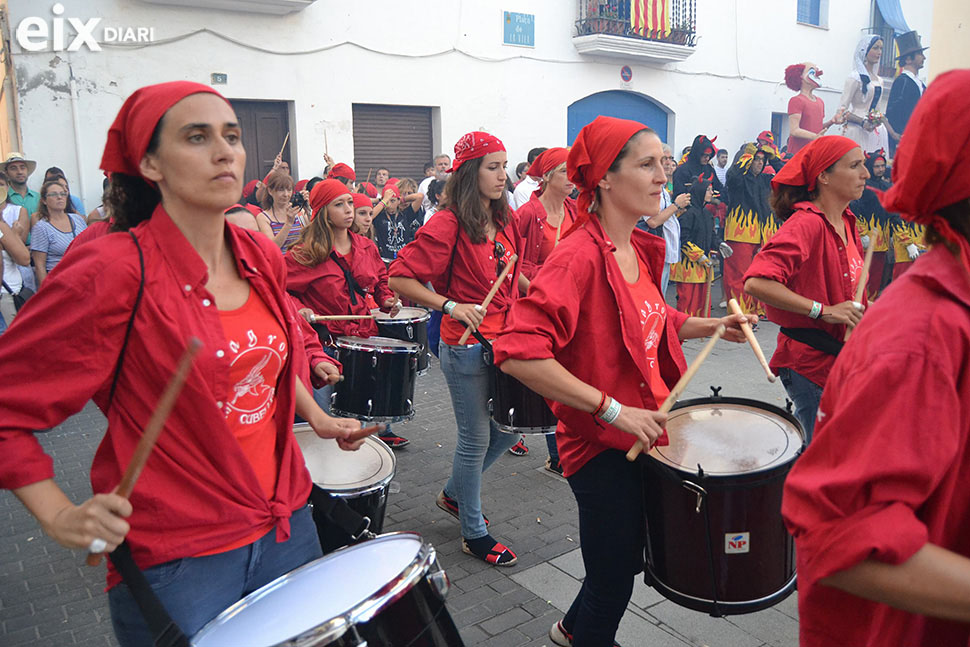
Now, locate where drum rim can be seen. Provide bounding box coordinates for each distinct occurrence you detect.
[648,395,805,477]
[330,408,416,424]
[335,335,420,353]
[493,422,557,435]
[370,307,431,324]
[645,564,797,615]
[190,532,435,646]
[293,425,397,496]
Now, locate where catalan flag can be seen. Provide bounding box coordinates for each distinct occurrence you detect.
[631,0,670,38]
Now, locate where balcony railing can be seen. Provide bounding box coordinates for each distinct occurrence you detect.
[575,0,697,47]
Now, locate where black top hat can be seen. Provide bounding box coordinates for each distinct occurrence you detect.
[895,31,928,60]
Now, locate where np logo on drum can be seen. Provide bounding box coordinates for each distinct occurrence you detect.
[725,532,750,554]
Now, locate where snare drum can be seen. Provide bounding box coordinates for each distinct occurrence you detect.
[192,533,464,647]
[332,336,419,422]
[483,346,557,434]
[641,395,804,616]
[294,424,395,554]
[372,307,431,375]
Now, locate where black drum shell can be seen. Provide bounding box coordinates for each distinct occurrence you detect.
[309,485,390,555]
[642,396,802,615]
[484,348,557,434]
[373,309,431,375]
[332,337,418,422]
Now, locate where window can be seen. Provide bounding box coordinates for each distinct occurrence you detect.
[796,0,828,28]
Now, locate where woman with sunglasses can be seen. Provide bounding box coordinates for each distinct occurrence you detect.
[30,180,88,286]
[285,180,409,448]
[389,131,527,566]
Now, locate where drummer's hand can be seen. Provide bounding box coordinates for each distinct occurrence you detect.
[450,303,485,330]
[820,301,864,328]
[718,313,758,343]
[298,308,315,324]
[313,361,342,386]
[382,297,401,317]
[611,406,667,450]
[44,494,131,552]
[311,412,365,451]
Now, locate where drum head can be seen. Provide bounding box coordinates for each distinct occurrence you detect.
[371,307,431,323]
[191,534,426,647]
[294,425,395,494]
[335,335,420,353]
[650,400,803,476]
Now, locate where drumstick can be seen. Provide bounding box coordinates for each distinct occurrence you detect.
[703,264,713,317]
[625,324,726,462]
[311,314,378,321]
[87,337,203,566]
[728,298,776,382]
[457,254,518,345]
[348,423,386,443]
[844,243,875,342]
[278,132,290,159]
[365,168,373,184]
[324,130,329,155]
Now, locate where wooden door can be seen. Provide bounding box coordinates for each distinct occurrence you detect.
[230,99,291,183]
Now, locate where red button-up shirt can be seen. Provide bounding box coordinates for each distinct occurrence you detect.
[284,232,394,338]
[0,206,314,587]
[743,201,863,387]
[782,246,970,646]
[516,195,577,280]
[493,217,688,477]
[388,207,523,335]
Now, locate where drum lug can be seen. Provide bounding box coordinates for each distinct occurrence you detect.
[367,399,373,415]
[346,624,369,647]
[710,386,722,399]
[428,562,452,601]
[682,480,707,514]
[372,354,378,368]
[487,398,493,414]
[406,399,413,414]
[785,398,794,413]
[508,407,515,425]
[406,324,414,339]
[330,391,337,406]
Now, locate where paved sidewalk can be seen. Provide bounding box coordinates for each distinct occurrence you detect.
[1,315,800,647]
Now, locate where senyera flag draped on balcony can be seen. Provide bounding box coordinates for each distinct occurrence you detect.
[631,0,670,38]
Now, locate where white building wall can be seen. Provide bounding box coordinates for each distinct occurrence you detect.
[7,0,934,207]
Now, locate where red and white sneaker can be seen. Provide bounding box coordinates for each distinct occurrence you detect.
[549,620,623,646]
[508,437,529,456]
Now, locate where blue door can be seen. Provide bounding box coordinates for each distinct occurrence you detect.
[567,91,669,145]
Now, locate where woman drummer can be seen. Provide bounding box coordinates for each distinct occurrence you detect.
[0,82,363,645]
[743,135,869,440]
[782,69,970,647]
[285,179,410,448]
[492,116,753,645]
[389,131,527,566]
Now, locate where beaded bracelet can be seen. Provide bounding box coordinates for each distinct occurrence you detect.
[592,390,608,418]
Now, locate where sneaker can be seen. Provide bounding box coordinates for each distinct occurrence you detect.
[378,430,409,448]
[549,620,622,646]
[544,456,564,477]
[718,300,727,309]
[435,491,489,526]
[461,535,517,566]
[508,438,529,456]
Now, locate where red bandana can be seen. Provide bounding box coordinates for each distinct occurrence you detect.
[771,135,858,192]
[526,147,569,179]
[309,179,351,220]
[448,131,506,173]
[327,163,356,181]
[358,182,378,198]
[352,193,372,210]
[100,81,229,178]
[567,116,648,217]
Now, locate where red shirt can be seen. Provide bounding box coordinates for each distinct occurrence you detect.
[0,206,313,587]
[389,208,523,344]
[787,93,826,155]
[284,232,394,338]
[743,202,863,387]
[493,217,688,477]
[625,256,670,410]
[516,195,578,280]
[782,246,970,646]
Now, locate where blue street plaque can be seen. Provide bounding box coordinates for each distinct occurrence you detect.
[503,11,535,48]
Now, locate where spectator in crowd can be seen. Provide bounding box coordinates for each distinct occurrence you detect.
[849,149,895,298]
[671,178,716,316]
[638,143,688,299]
[424,178,446,224]
[43,167,84,214]
[256,170,305,250]
[225,204,273,236]
[514,161,529,185]
[326,163,356,190]
[672,135,723,197]
[713,148,729,187]
[0,171,29,244]
[30,180,87,286]
[886,30,928,156]
[351,193,376,241]
[839,35,894,154]
[87,178,111,224]
[0,174,31,333]
[358,181,378,200]
[2,153,40,219]
[419,154,450,211]
[278,159,291,175]
[423,161,435,178]
[375,167,390,194]
[372,180,422,260]
[511,147,548,209]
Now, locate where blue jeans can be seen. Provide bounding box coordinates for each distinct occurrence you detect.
[108,506,321,646]
[439,342,520,539]
[546,433,560,463]
[777,367,824,442]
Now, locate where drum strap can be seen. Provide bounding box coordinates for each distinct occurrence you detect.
[308,488,373,540]
[104,232,191,647]
[778,327,843,356]
[330,251,368,307]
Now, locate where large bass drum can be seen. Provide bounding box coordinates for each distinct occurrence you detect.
[641,394,804,616]
[192,533,463,647]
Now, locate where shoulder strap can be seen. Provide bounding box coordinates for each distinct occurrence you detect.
[329,250,368,307]
[1,280,12,295]
[106,231,146,409]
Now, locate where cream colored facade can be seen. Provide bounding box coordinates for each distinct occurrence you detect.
[928,0,969,81]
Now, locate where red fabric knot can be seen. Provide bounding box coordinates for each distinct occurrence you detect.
[771,135,858,192]
[448,131,506,173]
[309,179,352,220]
[100,81,229,179]
[270,501,292,542]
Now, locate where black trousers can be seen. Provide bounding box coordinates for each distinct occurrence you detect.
[563,449,645,646]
